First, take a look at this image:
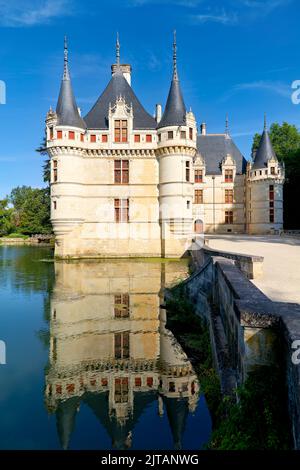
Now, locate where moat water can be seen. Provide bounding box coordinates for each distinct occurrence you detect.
[0,246,212,450]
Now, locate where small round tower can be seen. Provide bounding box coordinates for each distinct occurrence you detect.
[156,32,197,257]
[246,115,285,234]
[46,37,86,257]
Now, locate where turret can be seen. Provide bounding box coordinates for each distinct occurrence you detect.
[246,115,285,234]
[46,38,86,257]
[157,32,197,257]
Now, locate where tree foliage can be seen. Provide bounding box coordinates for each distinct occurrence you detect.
[0,186,52,236]
[252,122,300,229]
[36,136,50,184]
[0,199,14,236]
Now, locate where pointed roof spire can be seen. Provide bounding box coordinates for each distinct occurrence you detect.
[116,32,120,67]
[63,35,70,80]
[173,30,178,80]
[252,114,277,169]
[157,31,186,129]
[56,37,86,129]
[264,112,267,131]
[225,114,229,136]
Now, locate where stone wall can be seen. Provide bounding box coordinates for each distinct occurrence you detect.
[180,250,300,449]
[192,241,264,279]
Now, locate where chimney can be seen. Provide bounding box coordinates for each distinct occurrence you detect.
[111,64,132,86]
[156,104,162,123]
[200,122,206,135]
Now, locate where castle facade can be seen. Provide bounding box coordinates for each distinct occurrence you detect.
[46,36,285,259]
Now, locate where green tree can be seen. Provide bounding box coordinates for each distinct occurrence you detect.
[10,186,52,234]
[36,136,50,184]
[0,198,15,236]
[252,122,300,229]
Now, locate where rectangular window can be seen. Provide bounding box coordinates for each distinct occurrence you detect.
[53,160,58,182]
[271,167,275,175]
[57,130,62,139]
[114,160,129,184]
[269,185,274,201]
[195,169,203,183]
[90,134,96,143]
[115,377,129,403]
[80,133,84,142]
[114,332,129,359]
[158,133,161,142]
[115,199,129,222]
[114,120,128,142]
[187,200,190,209]
[102,134,108,143]
[225,189,234,204]
[225,210,233,224]
[180,130,186,139]
[146,134,152,143]
[194,189,203,204]
[49,127,54,139]
[270,208,274,223]
[69,131,75,140]
[189,127,193,140]
[147,377,153,387]
[168,131,173,140]
[134,134,140,143]
[53,201,57,210]
[225,169,233,183]
[185,161,190,182]
[135,377,142,387]
[114,294,130,318]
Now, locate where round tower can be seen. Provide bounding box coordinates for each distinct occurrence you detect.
[46,37,87,257]
[246,115,285,234]
[156,32,197,257]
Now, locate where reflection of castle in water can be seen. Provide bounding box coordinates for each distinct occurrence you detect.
[45,260,199,450]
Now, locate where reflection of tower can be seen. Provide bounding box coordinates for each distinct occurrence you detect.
[45,259,198,449]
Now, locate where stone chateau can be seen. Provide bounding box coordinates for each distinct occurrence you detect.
[46,35,285,259]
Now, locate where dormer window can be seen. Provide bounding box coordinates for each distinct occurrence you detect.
[195,169,203,183]
[49,127,54,139]
[225,169,233,183]
[271,167,275,175]
[115,120,128,143]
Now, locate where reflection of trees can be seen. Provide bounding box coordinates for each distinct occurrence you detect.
[0,246,55,298]
[0,246,55,349]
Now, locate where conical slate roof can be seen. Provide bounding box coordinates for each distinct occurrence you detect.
[158,32,186,129]
[252,117,277,169]
[56,38,86,129]
[163,396,189,450]
[84,70,156,130]
[56,397,80,450]
[158,79,186,129]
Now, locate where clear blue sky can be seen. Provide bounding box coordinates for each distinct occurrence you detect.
[0,0,299,198]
